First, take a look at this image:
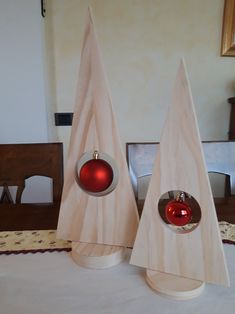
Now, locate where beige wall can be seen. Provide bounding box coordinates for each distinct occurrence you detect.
[46,0,235,158]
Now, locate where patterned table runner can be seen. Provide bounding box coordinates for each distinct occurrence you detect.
[0,230,71,254]
[0,221,234,254]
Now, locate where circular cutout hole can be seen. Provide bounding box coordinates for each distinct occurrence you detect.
[158,190,201,233]
[76,151,118,197]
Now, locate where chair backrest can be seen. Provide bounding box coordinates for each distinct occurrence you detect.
[0,143,63,231]
[126,141,235,198]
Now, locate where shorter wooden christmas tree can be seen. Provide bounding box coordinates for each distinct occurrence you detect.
[57,7,139,268]
[130,60,229,299]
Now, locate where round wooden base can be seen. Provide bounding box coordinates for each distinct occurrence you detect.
[71,242,126,269]
[146,270,205,300]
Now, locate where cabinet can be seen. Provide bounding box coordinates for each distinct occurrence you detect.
[228,97,235,139]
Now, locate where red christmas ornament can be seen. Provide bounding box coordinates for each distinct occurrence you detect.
[78,151,114,193]
[165,192,192,226]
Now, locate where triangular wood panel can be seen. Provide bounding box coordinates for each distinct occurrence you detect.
[130,60,229,286]
[57,8,139,248]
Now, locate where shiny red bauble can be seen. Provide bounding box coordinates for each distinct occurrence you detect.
[165,199,192,226]
[78,158,114,193]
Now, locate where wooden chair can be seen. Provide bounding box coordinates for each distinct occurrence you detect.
[126,141,235,223]
[0,143,63,231]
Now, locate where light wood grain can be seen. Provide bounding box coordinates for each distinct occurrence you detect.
[71,242,126,269]
[146,269,205,300]
[130,60,230,287]
[57,7,139,248]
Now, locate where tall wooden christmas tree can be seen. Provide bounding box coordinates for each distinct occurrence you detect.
[57,8,139,268]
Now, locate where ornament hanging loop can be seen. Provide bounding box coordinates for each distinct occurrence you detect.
[93,150,99,159]
[176,191,186,202]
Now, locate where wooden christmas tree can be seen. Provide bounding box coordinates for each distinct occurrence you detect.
[57,8,139,268]
[130,60,229,299]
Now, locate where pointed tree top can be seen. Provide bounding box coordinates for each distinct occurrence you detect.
[87,6,94,25]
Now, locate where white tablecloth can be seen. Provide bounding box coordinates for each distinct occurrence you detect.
[0,246,234,314]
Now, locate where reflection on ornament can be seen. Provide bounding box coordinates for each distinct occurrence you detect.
[78,151,114,193]
[165,192,192,226]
